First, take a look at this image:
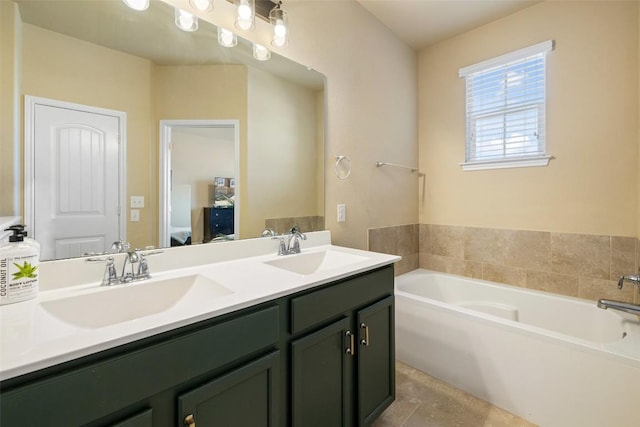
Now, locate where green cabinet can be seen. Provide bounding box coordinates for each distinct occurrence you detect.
[290,267,395,426]
[0,305,280,427]
[357,296,395,425]
[0,265,395,427]
[178,351,280,427]
[291,318,353,427]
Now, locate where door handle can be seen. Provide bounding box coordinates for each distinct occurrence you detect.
[360,322,370,346]
[345,330,355,356]
[184,414,196,427]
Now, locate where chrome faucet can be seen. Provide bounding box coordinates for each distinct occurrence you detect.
[617,269,640,289]
[596,268,640,315]
[87,246,163,286]
[597,299,640,315]
[272,226,307,255]
[287,226,307,254]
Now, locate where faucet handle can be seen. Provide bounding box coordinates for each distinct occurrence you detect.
[135,249,163,279]
[86,256,121,286]
[262,228,276,237]
[272,235,288,256]
[111,240,130,253]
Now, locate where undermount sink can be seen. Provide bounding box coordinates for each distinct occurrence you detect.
[40,275,233,328]
[264,250,369,276]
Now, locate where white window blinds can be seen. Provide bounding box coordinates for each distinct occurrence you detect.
[459,40,554,170]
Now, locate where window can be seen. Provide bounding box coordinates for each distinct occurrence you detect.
[459,40,554,170]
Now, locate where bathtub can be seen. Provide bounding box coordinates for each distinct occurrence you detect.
[395,269,640,427]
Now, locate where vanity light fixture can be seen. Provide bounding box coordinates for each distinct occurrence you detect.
[235,0,255,31]
[122,0,149,11]
[269,3,288,47]
[253,43,271,61]
[189,0,213,12]
[218,27,238,47]
[175,8,199,32]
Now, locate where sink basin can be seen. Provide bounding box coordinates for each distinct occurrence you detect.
[264,250,369,275]
[40,275,233,328]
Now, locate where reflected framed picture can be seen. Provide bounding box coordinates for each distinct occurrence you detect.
[229,178,235,188]
[214,177,226,186]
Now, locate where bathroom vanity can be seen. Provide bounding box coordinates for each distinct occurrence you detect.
[0,233,397,426]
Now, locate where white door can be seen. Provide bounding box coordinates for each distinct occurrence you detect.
[30,101,122,260]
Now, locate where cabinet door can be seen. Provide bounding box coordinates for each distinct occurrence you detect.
[178,351,280,427]
[110,408,153,427]
[291,317,354,427]
[357,296,395,426]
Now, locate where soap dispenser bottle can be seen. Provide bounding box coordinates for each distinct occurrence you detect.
[0,225,40,305]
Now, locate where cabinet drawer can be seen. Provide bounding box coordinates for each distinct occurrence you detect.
[290,266,393,334]
[0,305,279,427]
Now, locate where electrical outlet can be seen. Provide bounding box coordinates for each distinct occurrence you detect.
[130,196,145,208]
[337,204,346,223]
[130,209,140,222]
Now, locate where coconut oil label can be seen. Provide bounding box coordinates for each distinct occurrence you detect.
[0,254,39,304]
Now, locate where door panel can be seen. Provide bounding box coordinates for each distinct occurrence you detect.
[33,103,121,260]
[178,351,280,427]
[291,317,353,427]
[357,296,395,426]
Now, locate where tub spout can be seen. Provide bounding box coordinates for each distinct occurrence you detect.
[597,299,640,315]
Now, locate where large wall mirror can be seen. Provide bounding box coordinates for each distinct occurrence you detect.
[4,0,325,260]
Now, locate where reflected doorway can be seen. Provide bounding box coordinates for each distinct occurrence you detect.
[159,120,240,248]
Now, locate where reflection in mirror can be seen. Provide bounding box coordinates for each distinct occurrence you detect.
[5,0,325,260]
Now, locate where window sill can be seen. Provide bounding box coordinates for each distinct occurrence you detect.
[460,155,553,171]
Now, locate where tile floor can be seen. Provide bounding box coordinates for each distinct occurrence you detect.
[372,362,537,427]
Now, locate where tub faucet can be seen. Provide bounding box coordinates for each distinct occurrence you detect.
[597,299,640,316]
[617,269,640,289]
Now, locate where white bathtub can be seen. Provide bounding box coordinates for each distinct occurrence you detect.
[395,269,640,427]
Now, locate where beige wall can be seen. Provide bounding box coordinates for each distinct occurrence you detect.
[419,0,639,237]
[152,64,247,239]
[165,0,419,250]
[246,65,320,238]
[20,23,154,247]
[0,1,20,217]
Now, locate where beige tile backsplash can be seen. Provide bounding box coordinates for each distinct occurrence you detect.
[368,224,640,304]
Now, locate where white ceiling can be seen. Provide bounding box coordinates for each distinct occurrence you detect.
[356,0,542,50]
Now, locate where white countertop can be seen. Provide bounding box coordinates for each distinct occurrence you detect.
[0,238,399,381]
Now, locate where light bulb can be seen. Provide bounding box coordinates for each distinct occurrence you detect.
[122,0,149,11]
[235,0,254,31]
[175,9,198,32]
[238,4,252,19]
[189,0,213,12]
[274,20,287,38]
[270,8,288,48]
[253,43,271,61]
[218,27,237,48]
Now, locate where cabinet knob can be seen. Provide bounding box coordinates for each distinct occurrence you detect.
[184,414,196,427]
[345,330,355,356]
[360,322,370,346]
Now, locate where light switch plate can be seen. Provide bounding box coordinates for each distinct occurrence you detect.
[337,204,346,223]
[130,196,145,208]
